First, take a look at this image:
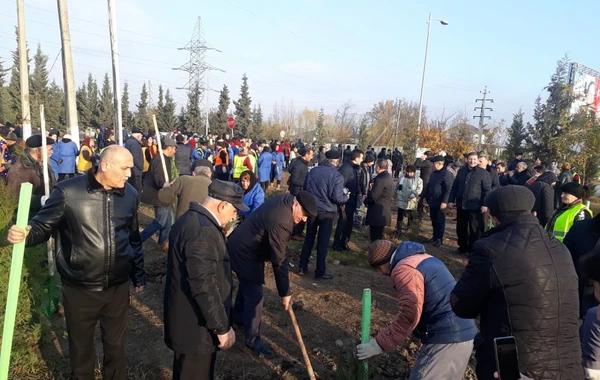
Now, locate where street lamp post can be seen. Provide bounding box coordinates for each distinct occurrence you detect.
[415,13,448,155]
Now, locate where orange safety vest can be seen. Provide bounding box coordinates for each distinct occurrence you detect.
[214,148,229,167]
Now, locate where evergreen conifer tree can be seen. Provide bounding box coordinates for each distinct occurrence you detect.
[233,74,252,137]
[98,73,114,128]
[210,84,230,136]
[505,109,527,160]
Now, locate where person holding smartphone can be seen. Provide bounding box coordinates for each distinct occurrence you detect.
[451,185,583,379]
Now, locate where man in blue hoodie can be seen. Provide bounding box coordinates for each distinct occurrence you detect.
[357,240,476,379]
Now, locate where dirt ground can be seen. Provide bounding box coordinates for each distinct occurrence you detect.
[38,184,477,380]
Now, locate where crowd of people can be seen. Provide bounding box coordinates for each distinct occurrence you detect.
[2,121,600,380]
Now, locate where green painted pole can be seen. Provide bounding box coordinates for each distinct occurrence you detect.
[0,183,33,380]
[361,288,372,373]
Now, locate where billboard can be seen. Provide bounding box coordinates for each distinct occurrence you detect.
[569,62,600,119]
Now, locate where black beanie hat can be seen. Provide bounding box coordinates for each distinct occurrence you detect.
[484,185,535,216]
[561,182,585,199]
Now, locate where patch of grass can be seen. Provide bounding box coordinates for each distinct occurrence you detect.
[334,349,371,380]
[328,250,370,268]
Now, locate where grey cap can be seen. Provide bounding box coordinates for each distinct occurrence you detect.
[162,137,177,148]
[208,180,249,212]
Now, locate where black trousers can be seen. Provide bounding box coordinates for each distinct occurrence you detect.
[62,282,129,380]
[173,351,217,380]
[429,207,446,240]
[127,175,142,201]
[396,208,417,233]
[300,212,336,276]
[369,225,385,242]
[215,172,229,181]
[333,197,358,246]
[456,208,482,252]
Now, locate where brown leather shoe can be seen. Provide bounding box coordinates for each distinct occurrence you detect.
[159,242,169,252]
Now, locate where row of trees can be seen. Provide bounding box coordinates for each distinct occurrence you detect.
[504,57,600,184]
[0,41,261,136]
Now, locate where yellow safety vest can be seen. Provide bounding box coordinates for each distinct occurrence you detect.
[248,154,257,174]
[142,147,150,172]
[77,146,93,172]
[547,203,592,242]
[232,155,248,179]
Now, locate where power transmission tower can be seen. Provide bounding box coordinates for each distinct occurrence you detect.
[473,86,494,151]
[174,17,224,135]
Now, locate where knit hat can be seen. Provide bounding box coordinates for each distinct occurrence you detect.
[484,185,535,216]
[325,149,341,159]
[561,181,585,199]
[368,240,397,268]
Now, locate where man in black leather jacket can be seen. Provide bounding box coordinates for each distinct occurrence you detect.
[7,145,146,380]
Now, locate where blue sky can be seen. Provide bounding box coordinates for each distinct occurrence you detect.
[0,0,598,126]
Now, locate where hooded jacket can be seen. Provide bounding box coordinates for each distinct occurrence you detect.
[240,170,264,218]
[527,171,557,226]
[376,242,476,351]
[452,215,583,380]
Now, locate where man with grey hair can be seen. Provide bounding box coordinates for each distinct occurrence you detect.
[159,159,213,219]
[508,161,531,186]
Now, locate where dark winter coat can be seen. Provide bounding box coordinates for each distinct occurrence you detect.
[508,170,531,186]
[303,162,347,213]
[508,158,525,171]
[339,161,362,196]
[365,170,393,227]
[451,215,583,380]
[175,142,193,176]
[124,136,144,177]
[486,167,500,189]
[317,151,327,165]
[421,167,453,208]
[7,151,56,216]
[498,172,510,187]
[287,156,309,195]
[448,165,491,211]
[228,194,295,296]
[414,158,433,185]
[164,202,232,354]
[26,168,145,290]
[141,154,173,207]
[527,171,556,226]
[563,215,600,318]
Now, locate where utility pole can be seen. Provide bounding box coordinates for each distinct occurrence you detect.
[16,0,31,139]
[174,17,224,135]
[57,0,80,147]
[107,0,123,145]
[473,86,494,151]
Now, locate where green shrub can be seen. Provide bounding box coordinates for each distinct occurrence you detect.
[0,181,50,375]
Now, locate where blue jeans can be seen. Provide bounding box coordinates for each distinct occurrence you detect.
[299,212,335,277]
[140,206,173,245]
[233,281,264,348]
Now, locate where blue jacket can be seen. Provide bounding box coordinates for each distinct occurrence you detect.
[55,140,79,174]
[242,181,265,218]
[390,241,477,344]
[272,152,285,181]
[304,162,347,213]
[258,152,272,182]
[49,147,60,179]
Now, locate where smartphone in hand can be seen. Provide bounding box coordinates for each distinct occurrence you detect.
[494,336,520,380]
